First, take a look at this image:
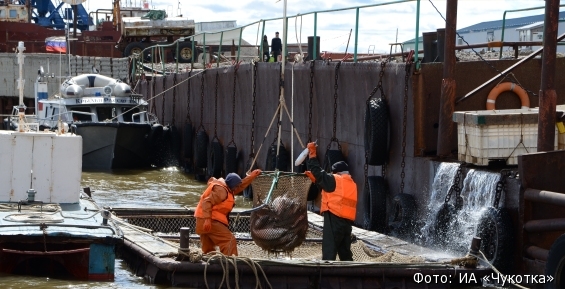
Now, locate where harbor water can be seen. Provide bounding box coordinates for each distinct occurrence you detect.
[0,167,254,289]
[0,168,495,288]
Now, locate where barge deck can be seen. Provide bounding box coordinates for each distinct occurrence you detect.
[110,208,492,288]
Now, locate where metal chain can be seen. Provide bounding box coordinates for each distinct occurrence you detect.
[327,62,342,151]
[400,51,414,195]
[229,66,238,146]
[493,170,510,208]
[445,165,463,206]
[199,71,205,131]
[381,163,386,178]
[42,226,47,252]
[365,61,387,104]
[172,73,177,125]
[186,71,192,123]
[250,62,257,155]
[214,71,219,137]
[151,78,156,114]
[308,60,315,142]
[161,77,166,124]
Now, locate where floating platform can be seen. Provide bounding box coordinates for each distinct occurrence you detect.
[109,207,492,288]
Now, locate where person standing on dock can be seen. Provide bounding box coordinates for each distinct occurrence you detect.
[195,170,261,256]
[271,32,282,62]
[305,142,357,261]
[262,35,270,62]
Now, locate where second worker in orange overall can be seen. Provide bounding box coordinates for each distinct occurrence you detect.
[194,170,261,256]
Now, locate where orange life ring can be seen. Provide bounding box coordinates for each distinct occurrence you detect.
[486,82,530,110]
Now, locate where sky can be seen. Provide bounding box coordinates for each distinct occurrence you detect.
[81,0,554,54]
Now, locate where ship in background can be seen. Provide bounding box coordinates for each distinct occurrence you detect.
[0,0,239,61]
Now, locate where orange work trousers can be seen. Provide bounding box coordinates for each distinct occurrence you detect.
[195,218,238,256]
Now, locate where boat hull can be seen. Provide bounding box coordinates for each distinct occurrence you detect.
[0,243,115,280]
[73,122,152,170]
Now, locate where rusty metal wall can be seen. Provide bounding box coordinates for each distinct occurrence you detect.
[416,58,565,155]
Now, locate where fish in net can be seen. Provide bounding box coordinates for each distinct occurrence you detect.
[249,171,311,253]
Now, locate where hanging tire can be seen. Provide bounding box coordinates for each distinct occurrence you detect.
[124,42,145,58]
[225,145,238,174]
[243,156,257,199]
[265,143,289,171]
[476,207,513,273]
[194,130,209,169]
[363,176,387,233]
[545,233,565,289]
[365,97,389,166]
[389,193,417,237]
[148,125,164,167]
[208,141,224,178]
[176,42,195,63]
[432,203,457,247]
[323,149,345,173]
[183,122,193,159]
[169,125,181,167]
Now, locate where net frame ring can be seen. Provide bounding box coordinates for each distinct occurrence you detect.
[486,82,530,110]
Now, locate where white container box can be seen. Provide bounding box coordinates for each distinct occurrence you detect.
[0,131,82,203]
[453,109,558,166]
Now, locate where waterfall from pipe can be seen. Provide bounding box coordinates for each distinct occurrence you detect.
[417,163,501,256]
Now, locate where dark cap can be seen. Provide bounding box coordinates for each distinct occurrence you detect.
[275,31,279,34]
[331,161,349,173]
[225,173,242,190]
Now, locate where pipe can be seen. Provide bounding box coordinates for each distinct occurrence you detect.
[525,246,549,261]
[524,188,565,206]
[538,0,560,152]
[414,0,421,70]
[524,218,565,233]
[436,0,457,157]
[353,8,359,62]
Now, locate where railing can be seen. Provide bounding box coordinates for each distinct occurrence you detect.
[499,4,565,59]
[137,0,421,71]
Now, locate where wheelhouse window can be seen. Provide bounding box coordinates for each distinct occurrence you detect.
[96,107,117,122]
[71,107,93,122]
[121,107,140,122]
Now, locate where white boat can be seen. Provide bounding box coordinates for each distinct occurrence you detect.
[5,67,165,170]
[0,42,120,280]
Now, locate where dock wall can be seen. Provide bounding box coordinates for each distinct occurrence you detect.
[138,58,565,227]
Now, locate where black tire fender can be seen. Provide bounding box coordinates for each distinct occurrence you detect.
[389,193,417,237]
[323,149,345,173]
[364,97,390,166]
[476,207,513,273]
[225,145,238,174]
[123,42,145,57]
[432,203,457,246]
[363,176,387,233]
[183,122,193,159]
[545,233,565,289]
[208,140,224,178]
[194,130,209,169]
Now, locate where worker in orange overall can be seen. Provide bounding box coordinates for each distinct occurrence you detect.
[195,170,261,256]
[305,142,357,261]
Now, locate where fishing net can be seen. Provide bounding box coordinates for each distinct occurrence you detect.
[249,171,311,253]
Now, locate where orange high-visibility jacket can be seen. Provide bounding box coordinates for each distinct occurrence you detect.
[194,179,234,226]
[321,174,357,221]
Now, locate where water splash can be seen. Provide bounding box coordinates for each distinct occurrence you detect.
[416,162,460,247]
[418,163,501,256]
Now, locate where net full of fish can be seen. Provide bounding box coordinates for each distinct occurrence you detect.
[249,172,311,252]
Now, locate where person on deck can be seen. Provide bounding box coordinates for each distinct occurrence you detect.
[262,35,270,62]
[305,142,357,261]
[195,170,261,256]
[271,32,282,62]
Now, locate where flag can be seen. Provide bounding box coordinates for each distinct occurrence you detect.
[45,36,66,53]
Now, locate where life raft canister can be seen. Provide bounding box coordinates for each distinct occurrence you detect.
[486,82,530,110]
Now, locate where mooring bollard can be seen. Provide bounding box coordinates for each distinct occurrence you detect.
[177,227,191,260]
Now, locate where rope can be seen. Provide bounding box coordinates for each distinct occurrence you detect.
[203,251,273,289]
[470,250,530,289]
[109,70,205,123]
[505,113,529,162]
